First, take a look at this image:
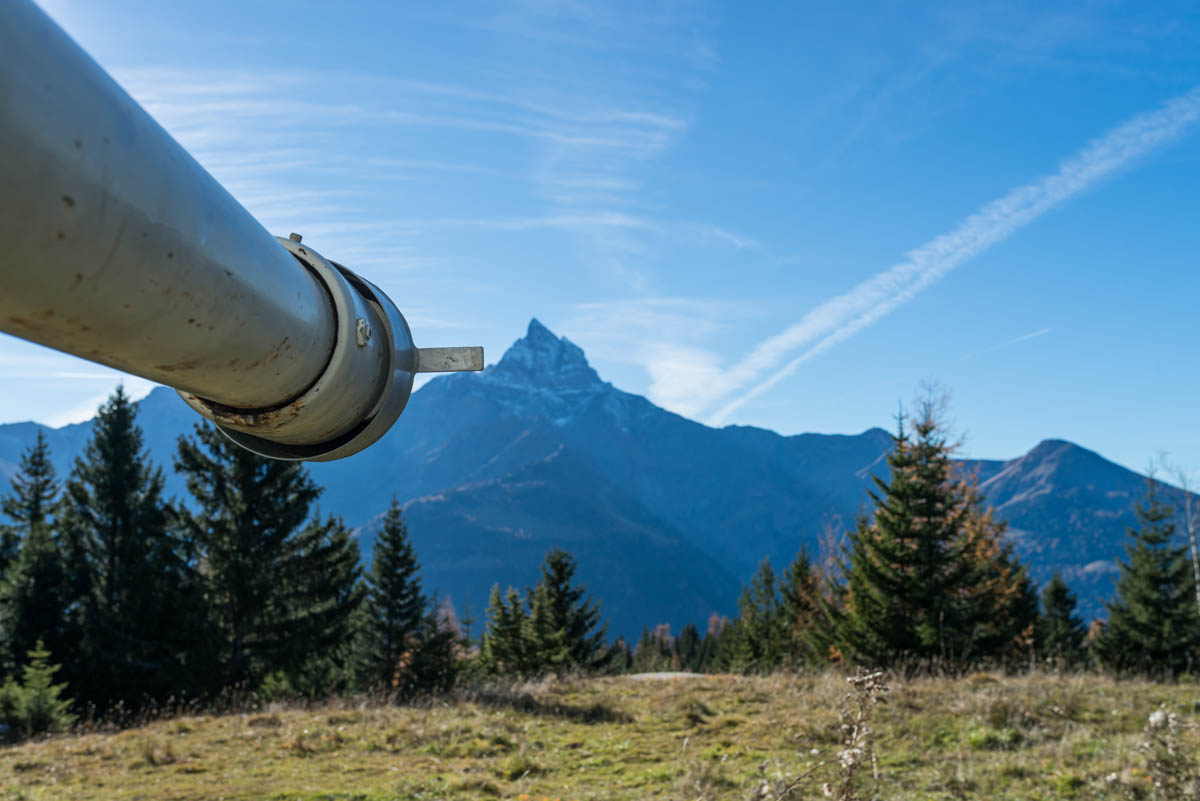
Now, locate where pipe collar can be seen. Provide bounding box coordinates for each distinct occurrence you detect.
[178,237,416,461]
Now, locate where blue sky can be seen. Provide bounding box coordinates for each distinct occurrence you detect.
[7,0,1200,474]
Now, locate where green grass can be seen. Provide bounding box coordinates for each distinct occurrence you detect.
[2,671,1198,800]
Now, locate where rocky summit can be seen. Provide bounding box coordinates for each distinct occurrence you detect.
[0,319,1188,637]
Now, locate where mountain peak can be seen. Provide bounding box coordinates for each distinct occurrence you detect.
[492,319,601,388]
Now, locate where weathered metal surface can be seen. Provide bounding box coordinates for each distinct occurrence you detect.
[0,0,486,461]
[0,0,334,409]
[179,240,418,461]
[416,347,485,373]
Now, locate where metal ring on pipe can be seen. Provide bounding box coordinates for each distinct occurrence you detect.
[177,238,417,461]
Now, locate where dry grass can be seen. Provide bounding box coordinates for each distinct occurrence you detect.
[2,671,1199,800]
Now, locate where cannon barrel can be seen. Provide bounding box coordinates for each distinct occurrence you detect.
[0,0,482,461]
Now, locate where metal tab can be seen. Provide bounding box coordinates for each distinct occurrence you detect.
[416,347,485,373]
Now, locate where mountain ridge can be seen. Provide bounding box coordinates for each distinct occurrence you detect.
[0,319,1182,635]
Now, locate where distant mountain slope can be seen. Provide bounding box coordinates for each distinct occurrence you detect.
[0,319,1186,632]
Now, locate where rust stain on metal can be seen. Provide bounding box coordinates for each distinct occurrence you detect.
[55,231,65,240]
[152,359,200,373]
[61,194,75,208]
[71,273,83,288]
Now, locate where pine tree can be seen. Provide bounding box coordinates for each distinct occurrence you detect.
[0,641,75,741]
[831,406,974,667]
[360,499,439,695]
[0,525,75,678]
[1097,480,1200,676]
[0,431,58,577]
[958,500,1040,663]
[402,596,460,696]
[0,433,70,676]
[524,548,609,675]
[779,549,824,666]
[829,398,1037,670]
[481,584,530,676]
[632,624,675,672]
[2,431,59,533]
[276,515,365,696]
[174,422,357,693]
[58,387,197,707]
[725,558,788,674]
[674,623,703,672]
[1036,573,1086,668]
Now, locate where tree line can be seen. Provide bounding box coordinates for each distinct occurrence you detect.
[618,396,1200,678]
[2,388,1198,740]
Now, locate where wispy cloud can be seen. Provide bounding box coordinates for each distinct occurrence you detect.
[963,327,1053,360]
[704,86,1200,425]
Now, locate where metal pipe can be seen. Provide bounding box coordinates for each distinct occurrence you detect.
[0,0,336,409]
[0,0,483,461]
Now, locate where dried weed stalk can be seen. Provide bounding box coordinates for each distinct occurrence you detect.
[752,668,889,801]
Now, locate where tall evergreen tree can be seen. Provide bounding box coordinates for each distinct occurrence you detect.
[275,515,365,696]
[359,499,446,696]
[481,584,530,676]
[2,431,59,532]
[0,430,58,576]
[830,406,974,667]
[525,548,609,675]
[828,398,1038,670]
[724,558,788,674]
[0,433,70,675]
[1097,480,1200,676]
[959,500,1040,663]
[0,526,75,678]
[1036,573,1086,668]
[58,387,197,707]
[674,623,703,672]
[780,549,824,666]
[174,422,359,693]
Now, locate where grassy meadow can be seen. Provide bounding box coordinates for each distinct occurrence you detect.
[3,671,1199,800]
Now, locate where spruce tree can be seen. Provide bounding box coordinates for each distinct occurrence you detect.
[829,398,1037,670]
[726,558,788,674]
[58,387,196,707]
[174,422,357,693]
[0,641,75,741]
[1036,573,1086,668]
[360,499,433,695]
[0,525,75,678]
[959,500,1040,663]
[525,548,609,675]
[1,431,58,578]
[403,594,461,696]
[1097,480,1200,676]
[481,584,530,676]
[674,623,703,672]
[780,549,823,666]
[0,433,70,675]
[2,431,59,533]
[632,625,675,672]
[276,515,365,696]
[831,407,974,667]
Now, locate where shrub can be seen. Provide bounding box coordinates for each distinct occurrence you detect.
[0,641,76,742]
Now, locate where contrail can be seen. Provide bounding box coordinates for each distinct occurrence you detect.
[707,86,1200,426]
